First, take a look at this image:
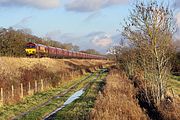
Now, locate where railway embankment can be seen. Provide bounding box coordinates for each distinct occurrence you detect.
[43,69,108,120]
[0,57,112,106]
[10,70,106,120]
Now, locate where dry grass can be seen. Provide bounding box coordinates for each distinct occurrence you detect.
[157,76,180,120]
[63,59,109,69]
[158,98,180,120]
[0,57,109,83]
[91,69,147,120]
[0,57,110,104]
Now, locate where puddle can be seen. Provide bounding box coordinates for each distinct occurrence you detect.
[64,89,85,105]
[44,89,85,120]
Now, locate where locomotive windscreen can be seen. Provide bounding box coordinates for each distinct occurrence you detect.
[26,43,36,48]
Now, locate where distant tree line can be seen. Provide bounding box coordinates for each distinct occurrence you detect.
[80,49,101,55]
[0,27,27,57]
[0,27,101,57]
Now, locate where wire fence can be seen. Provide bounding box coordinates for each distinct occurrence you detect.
[0,64,110,106]
[0,70,86,106]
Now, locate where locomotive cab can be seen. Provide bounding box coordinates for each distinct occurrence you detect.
[25,42,37,55]
[25,42,48,57]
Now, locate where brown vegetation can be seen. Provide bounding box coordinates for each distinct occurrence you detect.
[158,98,180,120]
[109,0,180,119]
[91,69,147,120]
[131,74,180,120]
[0,57,110,104]
[121,0,175,104]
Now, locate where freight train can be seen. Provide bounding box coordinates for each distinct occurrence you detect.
[25,42,106,59]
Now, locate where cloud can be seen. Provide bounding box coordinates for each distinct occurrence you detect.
[45,30,81,43]
[84,31,113,47]
[65,0,128,12]
[17,28,32,34]
[11,16,33,34]
[45,30,61,39]
[176,12,180,27]
[84,11,103,22]
[174,0,180,8]
[13,16,32,28]
[0,0,60,9]
[174,12,180,39]
[45,30,114,53]
[85,31,105,38]
[91,34,112,47]
[111,34,121,43]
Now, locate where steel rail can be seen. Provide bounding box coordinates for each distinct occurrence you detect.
[12,73,95,120]
[43,71,102,120]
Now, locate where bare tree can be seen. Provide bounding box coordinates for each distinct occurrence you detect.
[109,42,138,78]
[72,45,80,52]
[122,0,176,104]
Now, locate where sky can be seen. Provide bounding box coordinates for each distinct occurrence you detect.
[0,0,180,53]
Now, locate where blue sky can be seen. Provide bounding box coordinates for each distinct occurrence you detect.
[0,0,179,53]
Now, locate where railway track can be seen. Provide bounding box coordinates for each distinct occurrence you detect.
[43,71,102,120]
[12,70,104,120]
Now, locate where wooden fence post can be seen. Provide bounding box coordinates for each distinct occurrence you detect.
[41,79,44,91]
[20,83,23,99]
[0,88,3,106]
[28,82,31,95]
[35,80,38,93]
[11,85,14,99]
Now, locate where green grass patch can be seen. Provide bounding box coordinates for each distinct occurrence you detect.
[52,71,108,120]
[0,73,91,120]
[171,76,180,81]
[17,72,99,120]
[168,75,180,95]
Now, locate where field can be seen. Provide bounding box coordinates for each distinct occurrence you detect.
[0,73,91,120]
[0,57,179,120]
[0,57,111,105]
[0,57,109,77]
[0,57,112,119]
[0,68,108,119]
